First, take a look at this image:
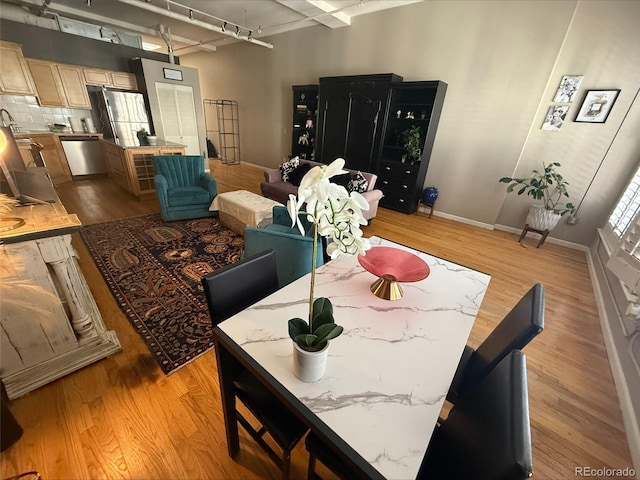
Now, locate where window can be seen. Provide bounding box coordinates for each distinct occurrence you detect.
[605,163,640,295]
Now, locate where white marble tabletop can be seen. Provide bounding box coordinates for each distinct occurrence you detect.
[217,236,491,479]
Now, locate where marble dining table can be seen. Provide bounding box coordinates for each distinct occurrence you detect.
[212,236,491,479]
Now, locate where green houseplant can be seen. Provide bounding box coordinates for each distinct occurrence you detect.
[402,126,422,163]
[499,162,575,231]
[286,158,370,381]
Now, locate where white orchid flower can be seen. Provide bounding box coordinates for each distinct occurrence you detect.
[298,158,347,193]
[287,193,307,236]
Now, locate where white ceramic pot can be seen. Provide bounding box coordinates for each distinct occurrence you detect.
[526,205,562,231]
[293,342,329,382]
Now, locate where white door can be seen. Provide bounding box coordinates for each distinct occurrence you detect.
[156,82,200,155]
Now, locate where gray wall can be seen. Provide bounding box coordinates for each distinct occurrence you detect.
[182,0,640,246]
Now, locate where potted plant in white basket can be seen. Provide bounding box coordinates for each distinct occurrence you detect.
[499,162,575,231]
[287,158,370,382]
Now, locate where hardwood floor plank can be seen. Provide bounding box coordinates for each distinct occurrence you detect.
[0,160,634,479]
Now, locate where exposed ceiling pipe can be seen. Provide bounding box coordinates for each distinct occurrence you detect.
[158,24,174,64]
[116,0,274,49]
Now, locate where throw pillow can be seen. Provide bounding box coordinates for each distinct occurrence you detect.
[330,172,351,190]
[288,162,312,186]
[348,171,369,193]
[280,157,300,182]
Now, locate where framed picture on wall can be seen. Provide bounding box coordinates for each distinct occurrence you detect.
[575,89,620,123]
[542,105,570,131]
[553,75,584,102]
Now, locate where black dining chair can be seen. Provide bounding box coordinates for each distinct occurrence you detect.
[446,283,544,404]
[201,249,308,480]
[419,350,533,479]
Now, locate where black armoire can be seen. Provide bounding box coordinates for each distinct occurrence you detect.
[315,73,402,173]
[312,74,447,214]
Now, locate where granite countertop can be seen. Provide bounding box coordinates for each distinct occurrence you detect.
[100,138,187,149]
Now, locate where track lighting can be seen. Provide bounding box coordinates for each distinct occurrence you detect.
[257,24,262,33]
[235,25,240,36]
[247,30,252,40]
[188,9,193,20]
[221,21,226,32]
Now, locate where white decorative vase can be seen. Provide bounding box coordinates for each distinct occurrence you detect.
[526,205,562,231]
[293,342,329,382]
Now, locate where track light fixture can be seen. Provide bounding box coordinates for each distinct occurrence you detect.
[188,9,193,20]
[235,25,240,36]
[257,24,262,33]
[247,30,252,40]
[221,21,226,32]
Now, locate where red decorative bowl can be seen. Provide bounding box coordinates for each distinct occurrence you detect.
[358,247,430,300]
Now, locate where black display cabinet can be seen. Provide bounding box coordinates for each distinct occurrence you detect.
[291,85,318,160]
[377,81,447,213]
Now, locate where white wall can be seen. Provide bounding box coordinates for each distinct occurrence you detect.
[182,0,640,246]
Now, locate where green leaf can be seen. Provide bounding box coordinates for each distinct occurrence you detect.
[294,333,318,348]
[313,297,333,317]
[288,318,310,340]
[314,324,344,344]
[518,186,527,195]
[313,310,335,331]
[499,177,512,183]
[506,184,516,193]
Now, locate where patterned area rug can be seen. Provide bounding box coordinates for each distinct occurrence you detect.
[80,214,244,374]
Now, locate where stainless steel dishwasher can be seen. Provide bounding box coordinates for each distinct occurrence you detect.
[59,135,108,176]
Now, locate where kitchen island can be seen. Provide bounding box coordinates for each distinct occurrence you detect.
[0,199,121,399]
[101,139,185,198]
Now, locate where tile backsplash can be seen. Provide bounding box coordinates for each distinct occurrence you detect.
[0,94,91,132]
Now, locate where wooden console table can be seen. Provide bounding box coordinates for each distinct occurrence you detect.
[0,200,121,399]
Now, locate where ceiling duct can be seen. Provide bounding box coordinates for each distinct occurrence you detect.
[1,2,142,49]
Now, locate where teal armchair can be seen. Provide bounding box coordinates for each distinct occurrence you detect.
[153,155,217,221]
[244,206,324,288]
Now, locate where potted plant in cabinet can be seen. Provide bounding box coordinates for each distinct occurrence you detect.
[499,162,575,231]
[401,125,422,164]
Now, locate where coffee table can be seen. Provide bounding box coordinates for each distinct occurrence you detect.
[209,190,283,235]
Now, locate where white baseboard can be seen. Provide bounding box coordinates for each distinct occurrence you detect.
[494,224,588,252]
[586,247,640,474]
[423,208,495,230]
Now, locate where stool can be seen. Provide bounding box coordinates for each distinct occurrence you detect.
[416,200,435,218]
[518,224,550,248]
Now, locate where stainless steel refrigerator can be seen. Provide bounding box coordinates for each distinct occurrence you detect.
[90,88,151,146]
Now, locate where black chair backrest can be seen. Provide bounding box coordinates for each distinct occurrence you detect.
[201,249,279,325]
[421,350,533,479]
[462,283,544,396]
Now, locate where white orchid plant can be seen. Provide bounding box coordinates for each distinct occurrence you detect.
[287,158,371,352]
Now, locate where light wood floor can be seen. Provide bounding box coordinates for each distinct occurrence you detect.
[0,160,634,479]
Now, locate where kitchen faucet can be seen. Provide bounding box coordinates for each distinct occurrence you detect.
[0,108,16,128]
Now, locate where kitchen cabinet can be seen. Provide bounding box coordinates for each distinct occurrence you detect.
[25,58,66,107]
[83,67,137,91]
[56,64,91,109]
[26,60,91,109]
[0,40,37,96]
[291,85,318,160]
[0,200,121,399]
[315,73,401,171]
[378,81,447,214]
[27,133,72,185]
[102,141,185,198]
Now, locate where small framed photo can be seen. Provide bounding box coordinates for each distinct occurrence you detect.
[553,75,584,103]
[542,105,570,131]
[575,89,620,123]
